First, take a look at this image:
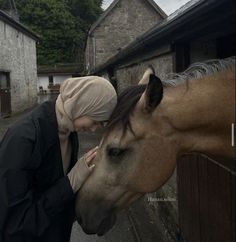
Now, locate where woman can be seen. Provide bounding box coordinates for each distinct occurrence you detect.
[0,76,117,242]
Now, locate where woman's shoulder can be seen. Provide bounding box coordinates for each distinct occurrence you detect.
[3,101,56,142]
[30,100,59,145]
[4,114,37,143]
[31,100,56,121]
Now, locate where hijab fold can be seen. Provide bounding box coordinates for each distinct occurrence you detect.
[55,76,117,174]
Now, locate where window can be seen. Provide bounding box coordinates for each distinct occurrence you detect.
[49,75,54,85]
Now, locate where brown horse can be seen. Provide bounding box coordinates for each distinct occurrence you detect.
[75,57,235,235]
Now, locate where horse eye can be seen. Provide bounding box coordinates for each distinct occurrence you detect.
[107,147,126,158]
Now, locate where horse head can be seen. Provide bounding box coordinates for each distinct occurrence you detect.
[75,70,179,235]
[75,58,235,235]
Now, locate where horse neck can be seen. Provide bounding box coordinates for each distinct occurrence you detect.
[159,68,235,159]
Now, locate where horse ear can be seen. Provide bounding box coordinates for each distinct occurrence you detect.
[138,65,155,85]
[143,74,163,112]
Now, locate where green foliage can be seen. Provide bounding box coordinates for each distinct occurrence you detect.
[0,0,103,66]
[67,0,103,26]
[0,0,10,10]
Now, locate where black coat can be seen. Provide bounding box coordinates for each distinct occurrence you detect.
[0,101,78,242]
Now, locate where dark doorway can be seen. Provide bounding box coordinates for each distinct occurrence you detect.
[0,72,11,118]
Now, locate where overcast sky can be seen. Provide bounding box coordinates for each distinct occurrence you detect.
[102,0,190,15]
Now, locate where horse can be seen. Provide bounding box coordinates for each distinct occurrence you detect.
[75,57,235,236]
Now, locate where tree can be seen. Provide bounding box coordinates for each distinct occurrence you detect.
[0,0,103,66]
[67,0,103,25]
[0,0,11,10]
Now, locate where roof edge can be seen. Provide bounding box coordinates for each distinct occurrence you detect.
[146,0,167,18]
[0,10,39,40]
[89,0,119,35]
[89,0,167,35]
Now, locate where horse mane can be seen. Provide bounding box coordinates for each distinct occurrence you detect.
[163,56,235,86]
[106,56,235,136]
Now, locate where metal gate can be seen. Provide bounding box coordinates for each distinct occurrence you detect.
[0,72,11,118]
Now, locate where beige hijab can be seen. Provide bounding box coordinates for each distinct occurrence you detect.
[55,76,117,173]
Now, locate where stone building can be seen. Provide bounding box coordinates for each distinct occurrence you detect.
[85,0,166,73]
[90,0,235,241]
[0,10,38,117]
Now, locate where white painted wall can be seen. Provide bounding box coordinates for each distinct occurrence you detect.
[38,76,49,91]
[54,75,71,84]
[37,75,72,91]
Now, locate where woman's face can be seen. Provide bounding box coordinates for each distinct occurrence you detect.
[73,116,101,132]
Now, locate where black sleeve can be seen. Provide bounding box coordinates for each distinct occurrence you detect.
[0,123,74,237]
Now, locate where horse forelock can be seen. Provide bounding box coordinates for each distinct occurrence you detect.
[105,85,146,137]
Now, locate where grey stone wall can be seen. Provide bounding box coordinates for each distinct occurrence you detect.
[0,19,37,114]
[86,0,164,72]
[115,52,174,92]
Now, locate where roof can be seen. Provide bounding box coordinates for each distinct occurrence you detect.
[0,10,39,41]
[92,0,235,74]
[37,63,83,75]
[89,0,167,35]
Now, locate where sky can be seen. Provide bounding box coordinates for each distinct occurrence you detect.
[102,0,191,15]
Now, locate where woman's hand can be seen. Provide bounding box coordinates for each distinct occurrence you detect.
[67,146,98,193]
[83,146,98,168]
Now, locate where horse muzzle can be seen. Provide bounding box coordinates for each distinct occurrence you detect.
[75,196,117,236]
[78,212,117,236]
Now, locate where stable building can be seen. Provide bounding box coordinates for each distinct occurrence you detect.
[0,10,38,117]
[85,0,166,74]
[89,0,236,241]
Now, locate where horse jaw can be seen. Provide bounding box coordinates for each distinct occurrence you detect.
[75,167,128,235]
[75,160,145,236]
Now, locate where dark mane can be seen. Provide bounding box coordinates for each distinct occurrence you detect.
[106,84,146,136]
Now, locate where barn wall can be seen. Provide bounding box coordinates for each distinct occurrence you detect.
[85,0,164,73]
[115,52,174,92]
[0,19,37,114]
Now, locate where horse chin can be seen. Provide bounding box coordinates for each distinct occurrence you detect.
[97,213,117,236]
[79,213,117,236]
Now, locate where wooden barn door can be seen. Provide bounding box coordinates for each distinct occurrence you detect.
[177,155,235,242]
[0,72,11,118]
[174,41,235,242]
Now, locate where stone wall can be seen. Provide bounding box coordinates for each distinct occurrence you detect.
[86,0,164,72]
[115,53,174,92]
[0,19,37,114]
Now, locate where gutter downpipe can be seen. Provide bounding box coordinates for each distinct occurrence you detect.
[92,36,96,72]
